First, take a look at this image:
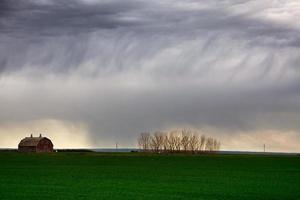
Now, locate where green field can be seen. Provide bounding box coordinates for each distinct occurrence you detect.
[0,152,300,200]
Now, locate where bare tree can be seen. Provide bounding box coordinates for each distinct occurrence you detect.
[174,131,182,151]
[162,134,169,152]
[138,132,151,151]
[199,135,206,151]
[137,130,220,154]
[166,132,174,152]
[189,133,199,153]
[167,130,181,152]
[167,131,176,152]
[181,129,191,152]
[150,131,165,152]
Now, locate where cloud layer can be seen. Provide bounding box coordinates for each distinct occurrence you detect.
[1,0,300,151]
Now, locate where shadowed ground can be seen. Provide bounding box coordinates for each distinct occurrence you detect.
[0,152,299,200]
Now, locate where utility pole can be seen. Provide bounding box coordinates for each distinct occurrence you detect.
[116,142,118,150]
[263,144,266,153]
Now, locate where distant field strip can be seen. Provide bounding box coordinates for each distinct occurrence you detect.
[0,153,299,200]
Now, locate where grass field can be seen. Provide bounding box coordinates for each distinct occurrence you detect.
[0,152,300,200]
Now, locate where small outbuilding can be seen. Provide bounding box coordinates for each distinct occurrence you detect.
[18,134,54,153]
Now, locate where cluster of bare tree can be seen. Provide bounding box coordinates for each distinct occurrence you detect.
[138,129,221,153]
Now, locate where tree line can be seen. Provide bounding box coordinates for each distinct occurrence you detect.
[138,129,221,153]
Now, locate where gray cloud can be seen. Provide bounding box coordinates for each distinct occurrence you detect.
[0,0,143,33]
[1,0,300,75]
[0,0,300,151]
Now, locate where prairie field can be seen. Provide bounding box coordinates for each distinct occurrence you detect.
[0,152,299,200]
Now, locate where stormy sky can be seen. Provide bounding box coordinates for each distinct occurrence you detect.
[1,0,300,151]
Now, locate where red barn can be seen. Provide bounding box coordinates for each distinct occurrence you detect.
[18,134,54,153]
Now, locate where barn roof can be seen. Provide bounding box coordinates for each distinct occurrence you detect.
[18,137,50,147]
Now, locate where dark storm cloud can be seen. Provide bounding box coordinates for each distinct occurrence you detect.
[1,0,300,150]
[1,0,296,78]
[1,0,300,75]
[0,0,143,34]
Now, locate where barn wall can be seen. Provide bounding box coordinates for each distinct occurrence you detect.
[18,146,36,152]
[36,139,53,153]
